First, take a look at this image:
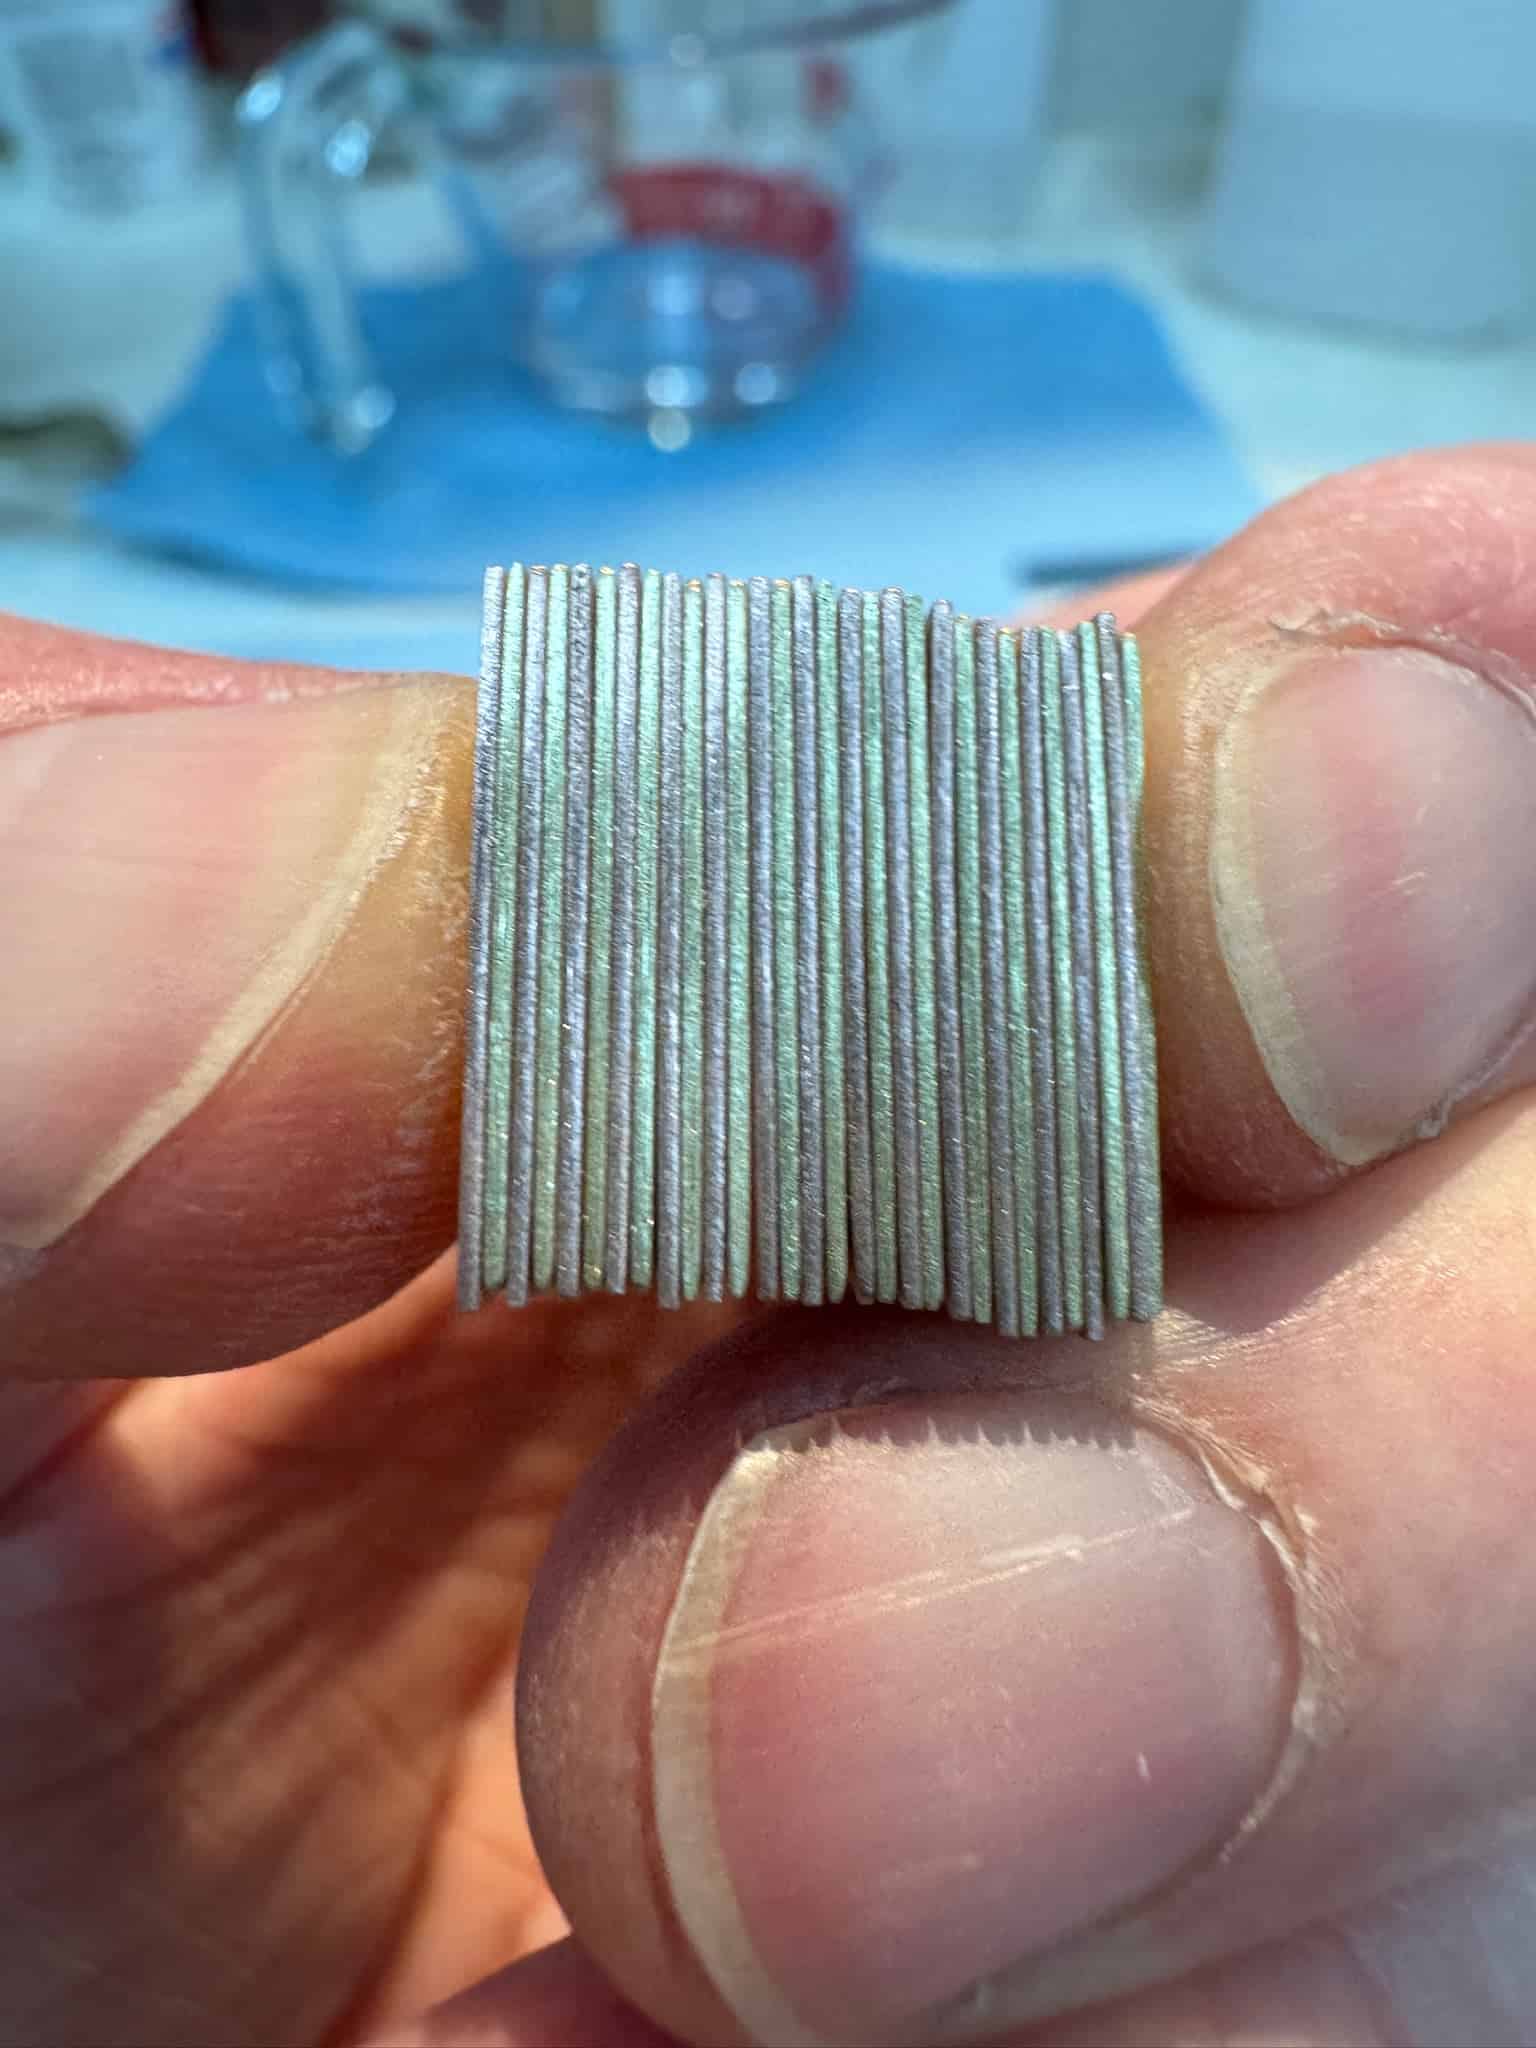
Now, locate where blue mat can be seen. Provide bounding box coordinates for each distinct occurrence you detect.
[93,262,1253,619]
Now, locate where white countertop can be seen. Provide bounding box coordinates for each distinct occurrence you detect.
[2,134,1532,672]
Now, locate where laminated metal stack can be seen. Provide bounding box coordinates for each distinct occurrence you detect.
[459,562,1161,1338]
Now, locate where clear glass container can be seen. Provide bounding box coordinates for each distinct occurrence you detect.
[237,0,950,450]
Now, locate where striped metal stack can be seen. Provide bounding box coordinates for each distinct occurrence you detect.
[458,563,1161,1337]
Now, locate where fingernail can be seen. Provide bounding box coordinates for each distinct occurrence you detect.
[0,687,446,1248]
[651,1394,1294,2047]
[1212,644,1536,1165]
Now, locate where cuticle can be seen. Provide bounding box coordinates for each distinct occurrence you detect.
[1177,1429,1323,1837]
[1268,609,1536,724]
[1137,1406,1361,1905]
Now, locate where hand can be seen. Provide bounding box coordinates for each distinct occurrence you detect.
[5,445,1536,2048]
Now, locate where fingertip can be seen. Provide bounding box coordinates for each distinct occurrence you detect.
[0,623,474,1377]
[362,1939,684,2048]
[1131,442,1536,1207]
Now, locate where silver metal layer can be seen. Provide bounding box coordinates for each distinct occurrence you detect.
[1060,625,1104,1339]
[602,564,642,1294]
[701,572,731,1299]
[457,566,506,1312]
[656,571,685,1309]
[747,576,781,1300]
[926,600,972,1324]
[974,617,1020,1337]
[792,576,825,1305]
[504,565,549,1307]
[556,565,594,1298]
[879,587,923,1310]
[837,584,876,1305]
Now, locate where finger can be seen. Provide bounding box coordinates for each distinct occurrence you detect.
[360,1939,681,2048]
[365,1845,1536,2048]
[1029,1843,1536,2048]
[517,1099,1536,2047]
[0,614,472,1377]
[1134,440,1536,1204]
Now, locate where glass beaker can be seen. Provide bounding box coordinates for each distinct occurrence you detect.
[237,0,950,451]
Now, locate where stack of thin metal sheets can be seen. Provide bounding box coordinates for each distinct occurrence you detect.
[459,563,1161,1337]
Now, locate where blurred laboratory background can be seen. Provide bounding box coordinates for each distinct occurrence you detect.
[1,0,1532,673]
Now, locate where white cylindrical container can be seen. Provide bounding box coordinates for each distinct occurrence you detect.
[0,0,207,216]
[861,0,1057,244]
[0,0,230,501]
[1051,0,1242,138]
[1198,0,1536,338]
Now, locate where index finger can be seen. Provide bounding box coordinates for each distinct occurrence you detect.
[1,619,471,1377]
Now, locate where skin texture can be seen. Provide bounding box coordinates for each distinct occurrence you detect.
[4,445,1536,2048]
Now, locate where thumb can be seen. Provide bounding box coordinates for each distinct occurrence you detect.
[1135,440,1536,1204]
[0,618,471,1377]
